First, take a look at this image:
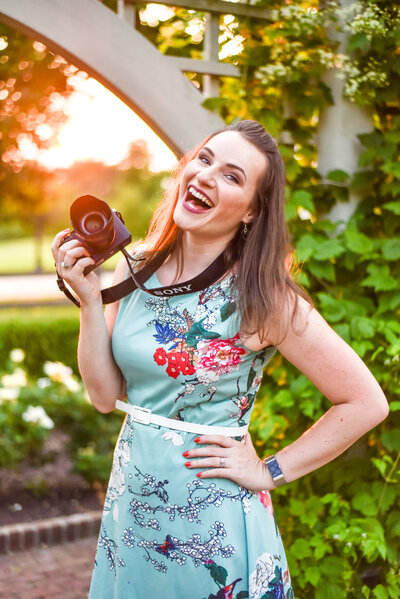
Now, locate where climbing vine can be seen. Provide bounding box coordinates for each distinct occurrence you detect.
[211,3,400,598]
[105,2,400,596]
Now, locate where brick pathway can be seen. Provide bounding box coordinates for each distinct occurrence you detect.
[0,537,97,599]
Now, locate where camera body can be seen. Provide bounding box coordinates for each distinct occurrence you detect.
[62,195,132,275]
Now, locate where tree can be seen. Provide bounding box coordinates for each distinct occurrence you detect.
[0,23,72,263]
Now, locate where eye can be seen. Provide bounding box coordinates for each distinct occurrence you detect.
[226,173,240,184]
[198,153,210,165]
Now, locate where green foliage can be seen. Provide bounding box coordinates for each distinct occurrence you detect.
[187,1,400,596]
[0,308,80,377]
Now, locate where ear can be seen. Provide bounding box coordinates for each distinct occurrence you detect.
[242,207,256,225]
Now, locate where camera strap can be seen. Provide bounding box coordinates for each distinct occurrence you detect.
[56,250,228,307]
[102,250,228,303]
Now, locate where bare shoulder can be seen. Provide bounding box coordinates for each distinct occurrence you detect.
[242,292,312,351]
[104,256,129,335]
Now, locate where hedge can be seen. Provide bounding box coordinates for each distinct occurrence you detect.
[0,307,80,377]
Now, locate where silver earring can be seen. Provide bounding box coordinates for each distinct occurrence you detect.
[243,222,248,235]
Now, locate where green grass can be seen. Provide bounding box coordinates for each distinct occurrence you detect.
[0,304,79,322]
[0,236,55,273]
[0,237,119,274]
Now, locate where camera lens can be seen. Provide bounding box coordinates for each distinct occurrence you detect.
[81,211,108,235]
[70,196,116,251]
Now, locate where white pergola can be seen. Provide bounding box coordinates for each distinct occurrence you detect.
[0,0,372,219]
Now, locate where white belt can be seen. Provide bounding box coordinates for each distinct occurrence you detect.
[115,400,249,437]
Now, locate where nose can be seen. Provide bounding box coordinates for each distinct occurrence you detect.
[196,165,216,187]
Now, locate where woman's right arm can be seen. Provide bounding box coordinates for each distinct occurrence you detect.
[51,231,127,413]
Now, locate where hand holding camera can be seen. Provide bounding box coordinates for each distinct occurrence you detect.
[52,195,132,307]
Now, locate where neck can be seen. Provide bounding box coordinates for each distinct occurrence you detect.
[158,232,232,285]
[180,233,230,271]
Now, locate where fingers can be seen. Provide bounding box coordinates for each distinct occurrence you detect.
[195,467,228,480]
[194,435,237,448]
[185,456,228,471]
[185,450,229,465]
[182,434,268,490]
[183,438,236,477]
[51,229,93,274]
[59,245,91,269]
[51,229,70,260]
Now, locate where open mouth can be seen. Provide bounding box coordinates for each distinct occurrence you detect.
[185,185,214,211]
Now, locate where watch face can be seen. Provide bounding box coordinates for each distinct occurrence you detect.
[265,456,286,485]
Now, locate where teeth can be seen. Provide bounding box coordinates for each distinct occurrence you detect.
[188,185,213,207]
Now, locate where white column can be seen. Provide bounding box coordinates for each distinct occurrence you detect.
[117,0,136,28]
[317,0,372,222]
[203,13,220,98]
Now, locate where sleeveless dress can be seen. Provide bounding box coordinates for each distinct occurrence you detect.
[89,272,294,599]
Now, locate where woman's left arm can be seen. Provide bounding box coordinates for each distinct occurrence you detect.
[184,298,389,491]
[264,300,389,484]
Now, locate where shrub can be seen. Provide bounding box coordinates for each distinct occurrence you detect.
[0,307,80,377]
[0,350,123,485]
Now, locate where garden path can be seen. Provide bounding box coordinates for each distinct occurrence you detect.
[0,272,113,304]
[0,537,96,598]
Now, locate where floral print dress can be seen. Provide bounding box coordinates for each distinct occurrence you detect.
[89,272,294,599]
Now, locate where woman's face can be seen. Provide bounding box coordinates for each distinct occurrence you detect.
[173,131,268,243]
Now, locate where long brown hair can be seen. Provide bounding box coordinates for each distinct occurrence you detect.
[142,120,311,342]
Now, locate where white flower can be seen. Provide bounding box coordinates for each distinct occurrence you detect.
[43,361,73,381]
[249,552,276,599]
[22,405,54,429]
[37,378,51,389]
[185,384,195,395]
[2,368,27,388]
[43,361,81,392]
[203,314,217,330]
[194,304,208,320]
[242,496,252,514]
[161,431,185,446]
[0,387,19,402]
[196,368,220,386]
[10,349,25,363]
[63,377,81,393]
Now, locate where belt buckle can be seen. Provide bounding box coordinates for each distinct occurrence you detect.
[131,405,151,425]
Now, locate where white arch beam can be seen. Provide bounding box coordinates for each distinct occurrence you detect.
[0,0,224,156]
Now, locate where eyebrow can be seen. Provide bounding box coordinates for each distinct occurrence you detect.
[203,146,247,181]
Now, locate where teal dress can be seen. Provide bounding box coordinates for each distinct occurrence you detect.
[89,272,294,599]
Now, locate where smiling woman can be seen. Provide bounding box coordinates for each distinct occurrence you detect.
[50,119,388,599]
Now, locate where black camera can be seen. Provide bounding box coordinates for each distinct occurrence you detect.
[63,195,132,274]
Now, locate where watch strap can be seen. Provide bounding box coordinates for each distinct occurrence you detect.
[264,455,286,487]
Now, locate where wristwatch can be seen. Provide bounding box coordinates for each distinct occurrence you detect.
[264,455,286,487]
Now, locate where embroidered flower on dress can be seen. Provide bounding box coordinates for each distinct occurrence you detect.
[242,496,252,514]
[196,368,220,386]
[154,348,167,365]
[259,490,274,517]
[196,334,247,378]
[249,553,275,599]
[166,363,180,379]
[161,431,185,446]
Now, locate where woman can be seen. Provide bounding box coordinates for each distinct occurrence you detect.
[52,120,388,599]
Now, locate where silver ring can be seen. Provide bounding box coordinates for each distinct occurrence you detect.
[60,261,70,269]
[219,457,225,469]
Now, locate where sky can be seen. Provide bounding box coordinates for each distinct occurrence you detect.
[36,75,178,173]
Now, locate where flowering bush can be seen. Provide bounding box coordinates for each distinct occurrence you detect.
[0,349,123,485]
